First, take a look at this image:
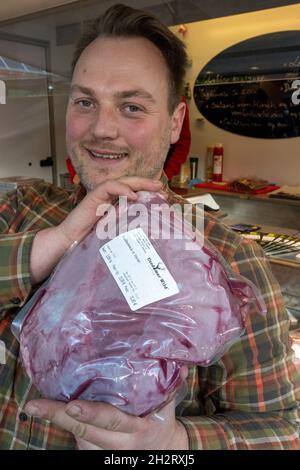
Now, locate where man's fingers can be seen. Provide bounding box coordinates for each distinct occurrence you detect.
[87,180,137,205]
[91,178,163,218]
[24,400,125,449]
[24,396,180,450]
[58,177,163,244]
[24,399,137,434]
[65,400,141,433]
[24,399,90,438]
[117,176,163,192]
[24,399,140,449]
[92,177,163,202]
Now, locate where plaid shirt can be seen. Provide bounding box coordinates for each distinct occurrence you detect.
[0,181,299,450]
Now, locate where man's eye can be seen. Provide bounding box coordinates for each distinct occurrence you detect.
[124,104,142,113]
[75,99,93,108]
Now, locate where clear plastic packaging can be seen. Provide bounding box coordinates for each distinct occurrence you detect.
[17,191,266,416]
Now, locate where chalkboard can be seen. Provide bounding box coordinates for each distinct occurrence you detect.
[194,31,300,139]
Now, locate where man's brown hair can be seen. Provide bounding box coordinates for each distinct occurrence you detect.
[71,3,188,113]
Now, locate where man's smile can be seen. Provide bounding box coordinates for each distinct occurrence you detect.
[87,148,129,163]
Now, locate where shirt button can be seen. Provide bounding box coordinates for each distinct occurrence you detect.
[19,412,28,422]
[10,297,21,305]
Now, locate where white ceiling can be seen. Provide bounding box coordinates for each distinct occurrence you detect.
[0,0,79,21]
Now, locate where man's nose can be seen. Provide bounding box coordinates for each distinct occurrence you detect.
[90,105,119,140]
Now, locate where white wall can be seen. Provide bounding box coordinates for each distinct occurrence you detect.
[171,4,300,185]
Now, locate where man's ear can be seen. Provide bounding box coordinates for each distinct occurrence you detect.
[170,100,187,144]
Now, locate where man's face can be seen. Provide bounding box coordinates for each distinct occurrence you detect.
[66,37,185,190]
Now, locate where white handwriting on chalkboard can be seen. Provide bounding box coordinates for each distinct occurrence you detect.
[287,56,300,68]
[291,79,300,105]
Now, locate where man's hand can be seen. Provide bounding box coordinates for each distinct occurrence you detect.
[30,177,163,284]
[24,397,189,450]
[56,177,163,248]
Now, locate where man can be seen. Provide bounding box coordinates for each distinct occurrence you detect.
[0,4,299,450]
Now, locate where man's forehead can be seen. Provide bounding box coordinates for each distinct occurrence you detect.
[76,36,168,74]
[71,37,170,104]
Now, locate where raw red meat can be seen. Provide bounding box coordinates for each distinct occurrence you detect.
[20,191,265,416]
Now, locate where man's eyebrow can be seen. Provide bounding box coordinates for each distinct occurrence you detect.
[69,85,156,103]
[114,89,156,103]
[70,85,96,97]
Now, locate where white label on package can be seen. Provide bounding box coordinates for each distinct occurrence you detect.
[99,227,179,311]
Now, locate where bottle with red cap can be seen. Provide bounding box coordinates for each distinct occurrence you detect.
[212,143,224,183]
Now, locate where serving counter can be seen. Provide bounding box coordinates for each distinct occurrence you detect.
[171,184,300,326]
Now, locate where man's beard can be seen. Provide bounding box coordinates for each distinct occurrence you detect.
[70,131,171,191]
[76,158,165,192]
[75,162,110,192]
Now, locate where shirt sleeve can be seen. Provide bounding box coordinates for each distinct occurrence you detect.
[0,190,36,311]
[177,238,300,449]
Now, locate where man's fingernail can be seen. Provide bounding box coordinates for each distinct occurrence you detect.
[66,404,82,418]
[25,405,41,417]
[152,180,162,184]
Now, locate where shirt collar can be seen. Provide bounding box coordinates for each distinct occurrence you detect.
[160,171,169,191]
[70,184,86,207]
